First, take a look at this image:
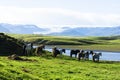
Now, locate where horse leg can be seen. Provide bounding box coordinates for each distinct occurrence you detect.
[78,54,80,61]
[55,54,57,57]
[93,56,95,62]
[70,53,72,57]
[26,50,28,56]
[53,52,55,57]
[82,55,84,60]
[54,53,56,57]
[54,52,57,57]
[82,56,84,60]
[87,55,89,60]
[53,53,55,57]
[97,57,99,62]
[78,56,80,61]
[28,50,30,56]
[75,54,77,58]
[83,54,85,60]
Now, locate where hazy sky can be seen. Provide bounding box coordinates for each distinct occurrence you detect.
[0,0,120,31]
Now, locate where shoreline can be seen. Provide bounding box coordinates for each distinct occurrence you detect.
[44,45,120,53]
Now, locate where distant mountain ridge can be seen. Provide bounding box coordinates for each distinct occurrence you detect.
[0,26,10,33]
[0,23,47,34]
[0,23,120,36]
[49,27,120,36]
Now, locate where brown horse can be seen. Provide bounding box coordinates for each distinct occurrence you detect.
[52,47,60,57]
[35,44,45,56]
[52,47,66,57]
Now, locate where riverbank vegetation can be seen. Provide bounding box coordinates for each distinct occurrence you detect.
[7,34,120,52]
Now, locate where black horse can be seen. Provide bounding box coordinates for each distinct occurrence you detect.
[90,50,94,55]
[89,50,102,62]
[92,52,102,62]
[78,50,84,60]
[84,51,89,60]
[70,49,80,58]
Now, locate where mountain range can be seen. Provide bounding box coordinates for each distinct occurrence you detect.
[0,23,47,34]
[0,23,120,36]
[49,27,120,36]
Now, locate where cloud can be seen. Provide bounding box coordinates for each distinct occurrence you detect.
[0,6,120,32]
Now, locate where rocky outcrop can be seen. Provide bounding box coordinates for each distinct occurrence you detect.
[0,33,24,56]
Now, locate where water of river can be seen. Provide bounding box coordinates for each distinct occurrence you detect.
[44,46,120,61]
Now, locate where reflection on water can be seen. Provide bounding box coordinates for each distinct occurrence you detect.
[44,47,120,61]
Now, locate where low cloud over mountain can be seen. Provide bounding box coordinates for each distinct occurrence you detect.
[49,27,120,36]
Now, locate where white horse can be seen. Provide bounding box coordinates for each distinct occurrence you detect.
[92,52,102,62]
[25,43,33,56]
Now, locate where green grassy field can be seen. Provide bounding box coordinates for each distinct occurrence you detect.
[0,52,120,80]
[7,34,120,52]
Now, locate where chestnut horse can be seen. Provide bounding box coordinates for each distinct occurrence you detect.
[35,44,45,56]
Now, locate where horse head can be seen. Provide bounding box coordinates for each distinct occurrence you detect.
[60,49,66,54]
[76,49,80,53]
[90,50,94,55]
[99,53,102,56]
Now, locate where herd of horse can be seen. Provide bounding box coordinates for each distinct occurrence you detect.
[23,43,102,62]
[52,47,102,62]
[23,43,45,56]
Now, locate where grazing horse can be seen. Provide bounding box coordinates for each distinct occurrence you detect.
[92,52,102,62]
[70,49,80,58]
[78,50,84,60]
[52,47,65,57]
[52,47,60,57]
[84,51,89,60]
[35,44,45,56]
[25,43,33,56]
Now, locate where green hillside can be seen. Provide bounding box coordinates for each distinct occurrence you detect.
[7,34,120,52]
